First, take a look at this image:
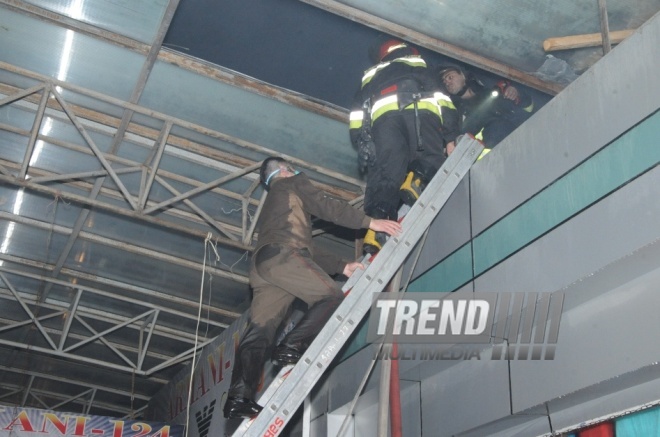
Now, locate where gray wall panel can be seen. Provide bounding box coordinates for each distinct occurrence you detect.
[406,177,472,282]
[310,345,378,415]
[474,166,660,295]
[510,254,660,413]
[470,16,660,235]
[419,359,510,437]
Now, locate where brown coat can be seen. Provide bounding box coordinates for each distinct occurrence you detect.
[255,173,371,274]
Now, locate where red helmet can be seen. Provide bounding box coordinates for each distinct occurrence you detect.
[378,39,418,61]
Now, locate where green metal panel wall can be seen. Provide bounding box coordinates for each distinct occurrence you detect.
[412,110,659,292]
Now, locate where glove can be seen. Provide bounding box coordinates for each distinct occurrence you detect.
[357,136,376,173]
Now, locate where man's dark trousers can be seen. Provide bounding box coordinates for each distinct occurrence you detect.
[228,244,343,400]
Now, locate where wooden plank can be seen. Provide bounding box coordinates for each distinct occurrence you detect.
[543,30,634,52]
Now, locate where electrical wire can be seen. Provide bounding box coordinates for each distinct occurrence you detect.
[183,232,214,437]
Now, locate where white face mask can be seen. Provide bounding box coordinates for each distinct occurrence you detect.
[265,168,281,186]
[265,166,300,186]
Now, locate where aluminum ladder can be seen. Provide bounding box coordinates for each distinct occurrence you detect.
[232,136,483,436]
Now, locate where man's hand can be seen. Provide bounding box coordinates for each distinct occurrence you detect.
[445,141,456,156]
[343,261,365,278]
[496,80,521,104]
[503,85,520,103]
[369,219,402,236]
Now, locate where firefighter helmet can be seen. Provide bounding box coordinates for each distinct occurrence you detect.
[370,38,419,63]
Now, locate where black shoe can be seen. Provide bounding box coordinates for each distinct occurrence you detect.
[271,345,303,366]
[223,396,262,419]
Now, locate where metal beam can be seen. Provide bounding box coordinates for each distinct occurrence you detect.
[0,139,252,237]
[0,311,63,334]
[0,337,162,375]
[0,299,180,373]
[64,309,156,355]
[0,387,22,401]
[20,85,49,179]
[0,162,12,177]
[0,70,360,250]
[143,162,261,214]
[0,96,267,207]
[20,375,34,407]
[51,87,139,210]
[85,389,97,415]
[106,0,180,163]
[0,302,183,364]
[50,388,95,411]
[139,122,172,209]
[70,313,142,369]
[0,262,237,327]
[0,174,253,251]
[1,118,263,210]
[0,210,249,283]
[0,365,156,399]
[0,272,57,349]
[144,337,216,375]
[154,174,240,241]
[29,166,141,184]
[0,62,365,188]
[1,380,145,415]
[244,189,268,245]
[122,405,148,420]
[137,311,159,370]
[597,0,612,54]
[0,83,45,107]
[58,289,82,351]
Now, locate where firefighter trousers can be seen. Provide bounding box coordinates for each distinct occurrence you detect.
[364,109,445,219]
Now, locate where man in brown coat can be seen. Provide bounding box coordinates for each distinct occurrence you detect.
[224,157,401,419]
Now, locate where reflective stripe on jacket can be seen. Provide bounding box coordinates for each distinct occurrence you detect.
[361,55,427,88]
[350,90,455,130]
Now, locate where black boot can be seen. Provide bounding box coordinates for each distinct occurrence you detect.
[225,324,271,417]
[271,296,343,366]
[223,396,262,419]
[271,344,304,367]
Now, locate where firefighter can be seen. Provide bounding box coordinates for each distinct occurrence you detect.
[438,65,535,153]
[223,157,401,419]
[350,39,458,254]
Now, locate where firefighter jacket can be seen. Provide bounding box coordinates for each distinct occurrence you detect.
[255,173,371,275]
[349,48,459,147]
[452,80,534,140]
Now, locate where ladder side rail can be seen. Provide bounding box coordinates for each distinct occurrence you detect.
[237,138,483,436]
